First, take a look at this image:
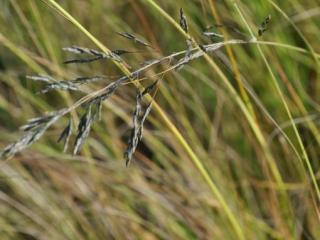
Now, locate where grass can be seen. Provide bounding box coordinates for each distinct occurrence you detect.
[0,0,320,239]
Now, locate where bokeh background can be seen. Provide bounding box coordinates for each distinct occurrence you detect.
[0,0,320,239]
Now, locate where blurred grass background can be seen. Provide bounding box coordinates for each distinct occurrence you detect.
[1,0,320,239]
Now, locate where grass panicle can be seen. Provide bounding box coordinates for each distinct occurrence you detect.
[1,24,270,168]
[0,15,282,170]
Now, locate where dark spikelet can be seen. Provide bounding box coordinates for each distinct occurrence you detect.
[20,116,53,132]
[179,8,188,33]
[89,49,104,57]
[73,105,93,155]
[1,109,65,159]
[63,46,130,67]
[116,32,152,48]
[116,32,135,40]
[1,128,46,158]
[124,80,158,166]
[58,119,72,153]
[63,46,105,56]
[258,14,271,36]
[63,53,131,68]
[112,49,135,56]
[64,56,103,64]
[124,93,142,166]
[20,109,64,131]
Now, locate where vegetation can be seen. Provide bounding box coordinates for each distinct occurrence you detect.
[0,0,320,239]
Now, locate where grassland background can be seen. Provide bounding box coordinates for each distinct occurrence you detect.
[0,0,320,239]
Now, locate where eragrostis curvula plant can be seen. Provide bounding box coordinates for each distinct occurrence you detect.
[4,0,320,239]
[0,7,271,166]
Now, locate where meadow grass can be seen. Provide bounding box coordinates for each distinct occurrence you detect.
[0,0,320,239]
